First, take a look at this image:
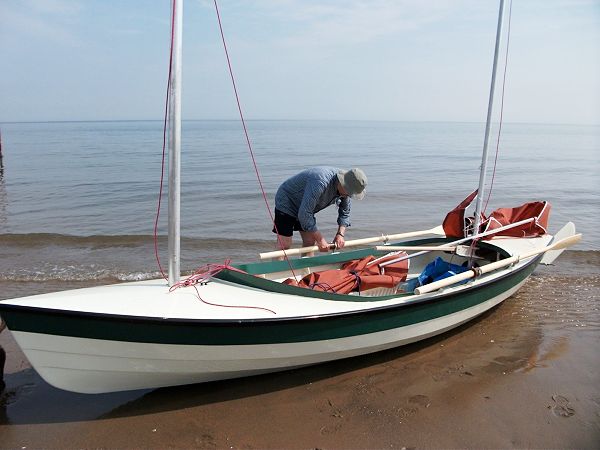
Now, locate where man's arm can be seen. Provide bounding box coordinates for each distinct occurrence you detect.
[333,197,352,248]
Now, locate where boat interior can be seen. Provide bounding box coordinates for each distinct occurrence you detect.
[218,238,509,299]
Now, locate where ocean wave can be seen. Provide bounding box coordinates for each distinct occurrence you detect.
[0,268,162,283]
[1,232,597,283]
[0,233,272,250]
[0,254,597,284]
[0,233,150,248]
[0,232,597,256]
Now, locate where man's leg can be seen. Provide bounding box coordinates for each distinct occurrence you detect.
[275,234,293,250]
[272,209,295,258]
[274,234,293,260]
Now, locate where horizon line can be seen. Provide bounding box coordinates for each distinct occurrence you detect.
[1,118,599,127]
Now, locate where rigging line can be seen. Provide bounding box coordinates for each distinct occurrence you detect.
[213,0,297,279]
[483,0,513,215]
[190,284,276,315]
[154,0,177,281]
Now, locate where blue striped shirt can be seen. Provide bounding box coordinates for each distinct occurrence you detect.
[275,167,351,232]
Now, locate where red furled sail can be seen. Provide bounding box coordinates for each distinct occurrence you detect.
[284,254,409,294]
[442,190,481,238]
[443,191,551,238]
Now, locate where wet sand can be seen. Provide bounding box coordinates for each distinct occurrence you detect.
[1,263,599,449]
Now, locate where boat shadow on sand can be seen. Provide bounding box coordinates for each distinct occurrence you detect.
[0,302,536,426]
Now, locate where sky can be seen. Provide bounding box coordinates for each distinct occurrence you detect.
[1,0,599,125]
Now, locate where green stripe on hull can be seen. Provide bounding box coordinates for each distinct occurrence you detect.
[0,258,538,346]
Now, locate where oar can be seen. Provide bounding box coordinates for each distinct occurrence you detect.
[259,225,445,260]
[414,233,582,295]
[541,221,575,265]
[380,217,536,268]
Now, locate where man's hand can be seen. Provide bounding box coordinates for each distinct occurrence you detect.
[333,233,345,249]
[310,231,331,252]
[333,226,346,249]
[316,236,330,252]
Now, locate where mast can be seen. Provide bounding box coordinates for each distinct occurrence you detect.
[472,0,506,236]
[168,0,183,286]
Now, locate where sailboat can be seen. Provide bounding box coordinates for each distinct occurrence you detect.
[0,0,580,394]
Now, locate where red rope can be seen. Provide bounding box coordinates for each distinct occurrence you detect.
[213,0,297,279]
[154,0,177,281]
[168,261,246,290]
[170,261,276,314]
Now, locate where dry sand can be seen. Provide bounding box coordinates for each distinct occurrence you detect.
[1,265,598,449]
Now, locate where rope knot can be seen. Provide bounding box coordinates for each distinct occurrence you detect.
[169,260,246,292]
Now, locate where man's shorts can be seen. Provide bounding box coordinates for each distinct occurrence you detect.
[272,209,306,237]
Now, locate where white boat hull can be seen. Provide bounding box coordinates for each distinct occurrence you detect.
[10,278,525,393]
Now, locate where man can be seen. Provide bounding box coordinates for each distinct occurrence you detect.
[273,167,367,253]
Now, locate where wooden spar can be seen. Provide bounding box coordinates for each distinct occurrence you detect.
[259,225,445,260]
[168,0,183,286]
[379,217,536,268]
[414,233,582,295]
[366,244,456,268]
[374,245,456,252]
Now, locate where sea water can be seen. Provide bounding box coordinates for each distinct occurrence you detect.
[0,120,598,296]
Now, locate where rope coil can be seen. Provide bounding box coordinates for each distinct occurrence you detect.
[170,260,277,315]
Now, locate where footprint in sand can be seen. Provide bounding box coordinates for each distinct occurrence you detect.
[551,394,575,418]
[408,394,431,408]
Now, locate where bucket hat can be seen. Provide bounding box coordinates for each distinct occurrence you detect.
[337,168,367,200]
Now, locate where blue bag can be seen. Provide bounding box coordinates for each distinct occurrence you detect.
[404,257,469,292]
